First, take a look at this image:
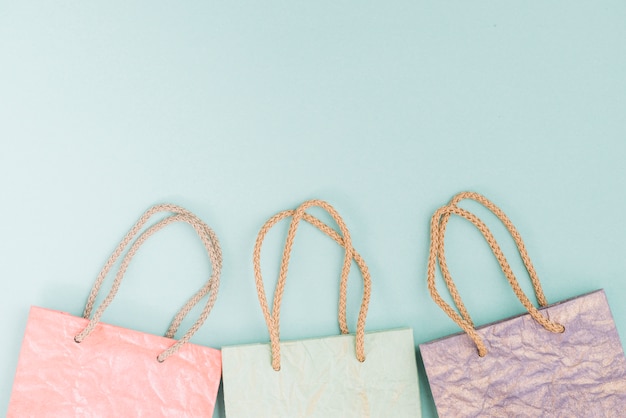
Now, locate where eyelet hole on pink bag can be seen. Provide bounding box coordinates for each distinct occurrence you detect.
[74,337,81,343]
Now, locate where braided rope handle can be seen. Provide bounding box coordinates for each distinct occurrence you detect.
[253,200,372,371]
[75,204,222,362]
[437,192,550,327]
[427,194,564,357]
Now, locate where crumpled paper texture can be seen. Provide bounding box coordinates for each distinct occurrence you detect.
[8,306,221,417]
[420,290,626,417]
[222,328,421,418]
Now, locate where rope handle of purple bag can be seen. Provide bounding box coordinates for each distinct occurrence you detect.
[437,191,550,328]
[253,200,372,371]
[427,193,565,357]
[75,204,222,362]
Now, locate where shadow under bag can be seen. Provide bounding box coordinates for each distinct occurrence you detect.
[419,192,626,417]
[8,204,223,417]
[222,199,421,418]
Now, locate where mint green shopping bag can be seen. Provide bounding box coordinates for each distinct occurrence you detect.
[222,200,421,418]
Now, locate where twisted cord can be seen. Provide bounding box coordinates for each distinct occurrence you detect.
[164,223,221,339]
[83,204,196,318]
[253,200,371,371]
[445,191,548,308]
[427,202,564,357]
[301,212,371,361]
[76,205,221,362]
[427,205,487,356]
[434,192,550,328]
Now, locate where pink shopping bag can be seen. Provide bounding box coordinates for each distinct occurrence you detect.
[419,192,626,417]
[8,204,223,417]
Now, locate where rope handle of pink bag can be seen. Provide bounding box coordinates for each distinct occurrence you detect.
[253,200,371,371]
[427,193,564,357]
[75,204,222,362]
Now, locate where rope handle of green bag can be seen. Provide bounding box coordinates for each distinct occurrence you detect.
[253,200,372,371]
[427,193,564,357]
[75,204,222,362]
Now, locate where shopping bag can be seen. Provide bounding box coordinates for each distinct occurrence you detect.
[419,192,626,417]
[8,204,223,417]
[222,199,421,418]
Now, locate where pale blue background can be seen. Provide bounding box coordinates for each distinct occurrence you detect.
[2,2,626,417]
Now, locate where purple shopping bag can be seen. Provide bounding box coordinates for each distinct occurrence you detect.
[419,192,626,417]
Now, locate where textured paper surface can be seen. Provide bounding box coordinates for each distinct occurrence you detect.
[8,306,222,417]
[222,328,421,418]
[420,290,626,417]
